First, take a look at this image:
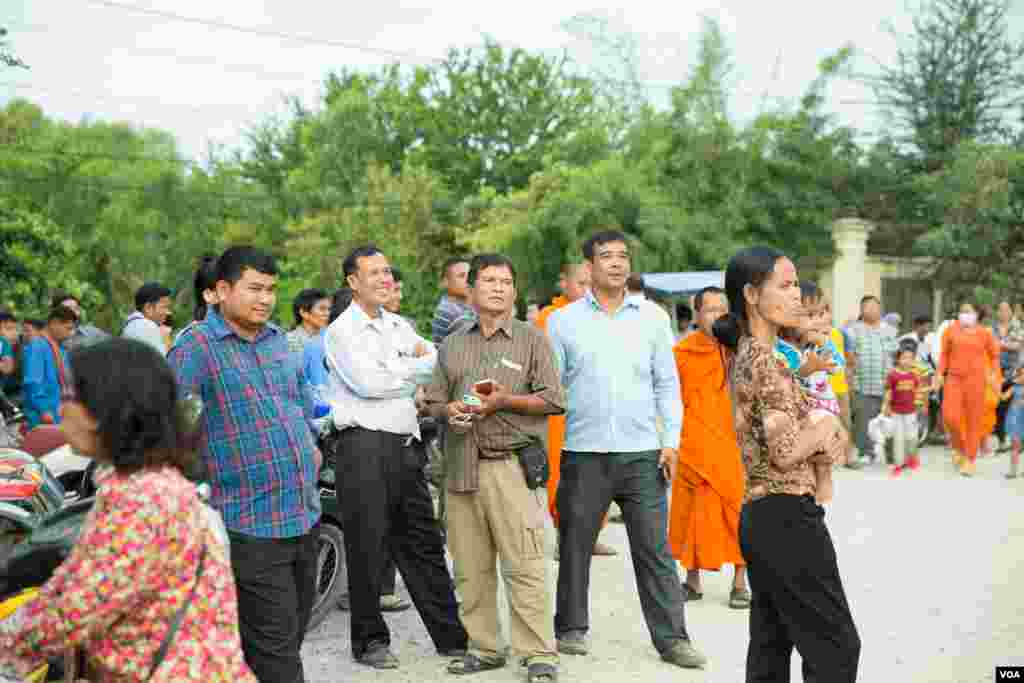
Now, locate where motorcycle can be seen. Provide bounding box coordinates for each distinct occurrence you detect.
[0,448,77,683]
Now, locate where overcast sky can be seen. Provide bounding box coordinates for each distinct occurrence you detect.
[4,1,1022,160]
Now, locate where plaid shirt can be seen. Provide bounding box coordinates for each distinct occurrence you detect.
[848,321,898,397]
[431,295,476,345]
[168,309,320,538]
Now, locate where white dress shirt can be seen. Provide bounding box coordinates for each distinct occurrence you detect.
[324,301,437,437]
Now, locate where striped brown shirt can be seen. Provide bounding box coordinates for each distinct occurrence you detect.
[424,317,565,493]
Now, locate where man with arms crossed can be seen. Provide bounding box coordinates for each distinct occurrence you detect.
[426,253,564,682]
[324,245,467,669]
[547,230,706,669]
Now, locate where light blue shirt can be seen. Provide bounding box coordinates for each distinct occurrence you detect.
[548,291,682,453]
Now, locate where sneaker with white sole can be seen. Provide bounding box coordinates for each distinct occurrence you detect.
[661,640,708,669]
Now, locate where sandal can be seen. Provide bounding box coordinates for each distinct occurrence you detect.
[447,654,506,675]
[526,661,558,683]
[682,583,703,601]
[729,587,752,609]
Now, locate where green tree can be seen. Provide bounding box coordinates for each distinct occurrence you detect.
[913,141,1024,302]
[868,0,1024,170]
[415,39,604,197]
[0,200,84,314]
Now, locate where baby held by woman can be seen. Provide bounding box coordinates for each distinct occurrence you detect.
[776,283,846,503]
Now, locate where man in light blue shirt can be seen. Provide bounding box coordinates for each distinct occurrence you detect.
[547,230,706,670]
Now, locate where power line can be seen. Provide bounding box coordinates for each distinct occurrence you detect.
[71,5,882,104]
[85,0,448,65]
[6,22,322,84]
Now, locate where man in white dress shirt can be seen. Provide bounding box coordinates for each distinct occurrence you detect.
[323,245,467,670]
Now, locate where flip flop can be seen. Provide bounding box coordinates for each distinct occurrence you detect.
[447,654,506,675]
[682,584,703,601]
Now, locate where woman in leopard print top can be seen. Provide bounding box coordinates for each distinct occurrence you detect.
[713,247,860,683]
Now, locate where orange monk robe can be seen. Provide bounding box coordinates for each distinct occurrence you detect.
[536,296,569,523]
[668,330,746,570]
[982,359,1002,439]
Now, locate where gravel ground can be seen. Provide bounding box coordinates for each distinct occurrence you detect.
[301,446,1024,682]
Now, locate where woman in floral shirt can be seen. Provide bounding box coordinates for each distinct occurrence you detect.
[0,338,255,682]
[712,247,860,683]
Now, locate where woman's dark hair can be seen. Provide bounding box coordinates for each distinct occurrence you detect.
[292,288,328,327]
[67,338,191,474]
[193,254,218,322]
[713,246,786,351]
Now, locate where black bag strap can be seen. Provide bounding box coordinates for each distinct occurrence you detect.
[147,543,208,680]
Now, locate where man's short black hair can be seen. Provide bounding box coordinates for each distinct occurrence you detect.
[343,245,384,280]
[468,253,517,288]
[329,288,354,324]
[48,305,79,324]
[51,291,79,309]
[0,311,16,324]
[694,286,726,312]
[25,318,44,330]
[913,315,933,327]
[582,230,629,260]
[134,282,172,311]
[292,288,329,326]
[800,280,820,302]
[676,302,693,324]
[391,266,403,283]
[216,246,278,286]
[441,256,470,279]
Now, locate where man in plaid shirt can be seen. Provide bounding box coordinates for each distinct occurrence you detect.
[847,295,899,465]
[169,246,321,683]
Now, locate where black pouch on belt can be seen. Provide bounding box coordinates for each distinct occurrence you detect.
[516,439,549,489]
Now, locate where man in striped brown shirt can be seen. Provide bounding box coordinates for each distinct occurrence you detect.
[425,253,565,682]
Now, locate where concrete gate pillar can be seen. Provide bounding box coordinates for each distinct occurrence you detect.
[831,218,875,327]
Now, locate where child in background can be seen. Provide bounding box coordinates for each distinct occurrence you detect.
[776,286,846,502]
[1000,365,1024,479]
[883,343,923,475]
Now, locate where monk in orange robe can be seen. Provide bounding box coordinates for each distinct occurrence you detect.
[537,263,616,556]
[668,286,749,608]
[936,303,999,477]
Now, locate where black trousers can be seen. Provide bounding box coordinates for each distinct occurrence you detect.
[555,450,690,654]
[739,495,860,683]
[996,397,1011,441]
[335,427,467,657]
[229,526,319,683]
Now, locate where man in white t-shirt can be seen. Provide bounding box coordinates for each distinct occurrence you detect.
[121,282,173,354]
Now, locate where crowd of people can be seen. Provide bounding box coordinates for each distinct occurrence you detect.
[0,230,1020,683]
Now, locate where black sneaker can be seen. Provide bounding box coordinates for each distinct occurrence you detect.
[556,631,588,656]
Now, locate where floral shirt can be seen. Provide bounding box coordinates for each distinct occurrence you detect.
[731,337,826,503]
[0,466,256,682]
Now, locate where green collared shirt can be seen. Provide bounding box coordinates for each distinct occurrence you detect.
[424,317,566,493]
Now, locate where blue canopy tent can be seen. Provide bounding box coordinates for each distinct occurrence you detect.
[640,271,725,297]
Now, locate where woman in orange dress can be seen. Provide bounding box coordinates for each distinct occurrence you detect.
[935,302,999,476]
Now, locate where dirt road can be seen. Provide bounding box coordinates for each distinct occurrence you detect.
[302,446,1024,682]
